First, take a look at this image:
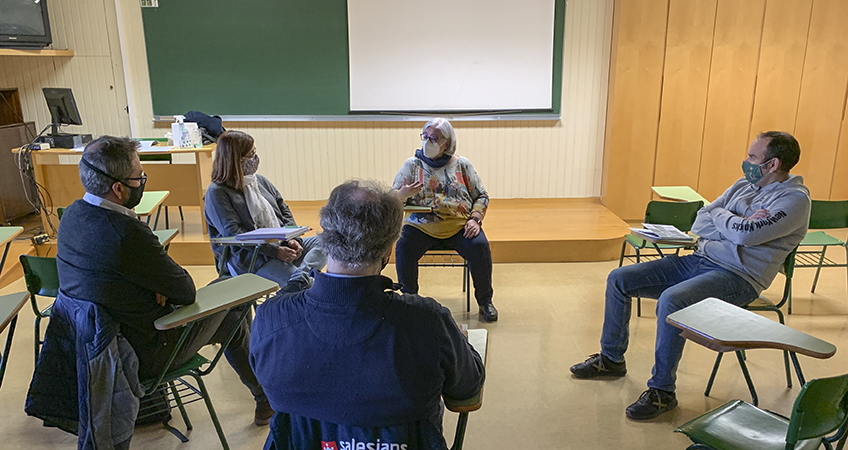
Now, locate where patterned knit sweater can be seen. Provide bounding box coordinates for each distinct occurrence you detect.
[392,155,489,239]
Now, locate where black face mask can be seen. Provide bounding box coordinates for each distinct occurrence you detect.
[80,158,146,209]
[123,183,145,209]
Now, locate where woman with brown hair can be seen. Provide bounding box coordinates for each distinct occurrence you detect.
[205,130,325,290]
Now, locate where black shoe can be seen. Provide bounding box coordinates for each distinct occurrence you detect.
[479,303,498,322]
[570,353,627,379]
[254,400,275,426]
[625,388,678,420]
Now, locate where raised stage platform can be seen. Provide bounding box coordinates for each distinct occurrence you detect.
[0,198,630,289]
[151,198,630,265]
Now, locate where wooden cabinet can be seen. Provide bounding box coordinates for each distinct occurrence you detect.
[0,122,38,224]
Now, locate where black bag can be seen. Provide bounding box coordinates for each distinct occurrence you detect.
[184,111,225,144]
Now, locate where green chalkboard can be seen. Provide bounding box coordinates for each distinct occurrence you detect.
[142,0,565,117]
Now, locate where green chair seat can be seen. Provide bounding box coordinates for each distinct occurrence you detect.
[799,231,845,247]
[677,400,822,450]
[677,373,848,450]
[140,354,211,388]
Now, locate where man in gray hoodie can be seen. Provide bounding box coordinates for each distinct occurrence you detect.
[570,131,811,420]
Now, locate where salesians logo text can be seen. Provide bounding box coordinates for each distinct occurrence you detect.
[322,439,407,450]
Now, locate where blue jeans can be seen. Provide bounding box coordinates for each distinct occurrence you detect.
[600,254,757,392]
[395,225,494,306]
[254,235,326,286]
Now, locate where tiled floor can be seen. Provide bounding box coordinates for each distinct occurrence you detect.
[1,258,846,449]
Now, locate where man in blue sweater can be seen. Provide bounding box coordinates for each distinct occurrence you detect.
[250,180,485,450]
[571,131,811,420]
[57,136,273,426]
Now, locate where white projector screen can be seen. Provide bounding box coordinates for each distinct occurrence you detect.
[347,0,556,112]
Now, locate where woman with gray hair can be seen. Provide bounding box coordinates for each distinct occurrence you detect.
[392,118,498,322]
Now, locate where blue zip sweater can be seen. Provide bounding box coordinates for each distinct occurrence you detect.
[249,272,484,449]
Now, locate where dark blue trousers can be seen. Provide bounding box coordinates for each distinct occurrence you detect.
[395,225,494,306]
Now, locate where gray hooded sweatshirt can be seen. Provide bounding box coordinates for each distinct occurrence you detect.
[691,174,811,293]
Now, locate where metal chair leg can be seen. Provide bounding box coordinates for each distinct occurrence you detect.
[783,350,793,388]
[169,380,193,430]
[790,352,806,386]
[464,263,471,312]
[811,246,827,293]
[193,374,229,450]
[735,351,758,406]
[0,315,18,390]
[705,352,723,397]
[33,315,41,366]
[618,241,627,267]
[450,412,469,450]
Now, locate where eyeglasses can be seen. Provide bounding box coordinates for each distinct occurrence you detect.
[420,133,443,144]
[125,172,148,187]
[80,158,147,187]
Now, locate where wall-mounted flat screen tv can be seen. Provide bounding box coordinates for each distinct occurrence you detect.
[0,0,52,49]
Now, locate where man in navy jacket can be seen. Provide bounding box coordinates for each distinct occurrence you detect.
[57,136,272,425]
[250,180,485,450]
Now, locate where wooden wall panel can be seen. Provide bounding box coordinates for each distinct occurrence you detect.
[747,0,811,140]
[601,0,668,220]
[791,0,848,200]
[653,0,717,187]
[697,0,765,201]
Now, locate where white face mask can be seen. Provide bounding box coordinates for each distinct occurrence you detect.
[423,139,442,158]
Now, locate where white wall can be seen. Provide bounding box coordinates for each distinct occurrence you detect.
[2,0,613,201]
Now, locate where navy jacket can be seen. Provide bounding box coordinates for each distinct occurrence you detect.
[250,272,485,450]
[26,292,143,450]
[57,199,195,369]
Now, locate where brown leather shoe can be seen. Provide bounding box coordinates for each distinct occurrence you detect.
[254,400,275,426]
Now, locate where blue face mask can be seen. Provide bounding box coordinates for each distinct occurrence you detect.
[742,158,774,184]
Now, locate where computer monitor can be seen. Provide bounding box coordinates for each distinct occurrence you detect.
[42,87,82,135]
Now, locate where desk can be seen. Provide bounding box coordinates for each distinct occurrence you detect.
[667,297,835,405]
[652,186,711,206]
[0,291,30,390]
[443,328,487,449]
[445,328,488,412]
[0,226,23,275]
[154,273,278,330]
[12,145,215,234]
[153,228,179,250]
[136,190,169,230]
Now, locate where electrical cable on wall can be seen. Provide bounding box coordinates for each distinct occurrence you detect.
[15,123,60,235]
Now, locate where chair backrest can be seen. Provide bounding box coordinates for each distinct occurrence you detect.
[57,207,65,220]
[785,373,848,447]
[270,412,448,450]
[809,200,848,230]
[770,248,797,309]
[19,255,60,298]
[644,200,704,232]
